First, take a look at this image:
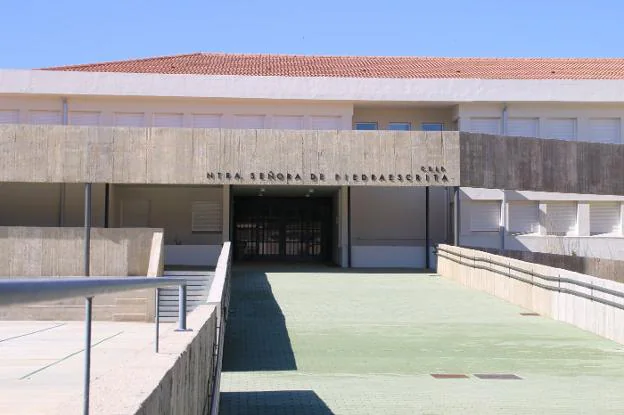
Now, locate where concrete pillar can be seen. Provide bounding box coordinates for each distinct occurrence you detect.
[338,186,349,268]
[222,185,231,242]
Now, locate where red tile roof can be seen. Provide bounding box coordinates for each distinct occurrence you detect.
[42,52,624,80]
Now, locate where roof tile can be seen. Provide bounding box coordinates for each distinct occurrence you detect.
[41,52,624,80]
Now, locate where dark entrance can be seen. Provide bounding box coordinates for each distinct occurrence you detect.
[233,197,332,262]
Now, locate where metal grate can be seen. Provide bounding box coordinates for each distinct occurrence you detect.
[431,374,469,379]
[234,197,332,262]
[474,374,522,380]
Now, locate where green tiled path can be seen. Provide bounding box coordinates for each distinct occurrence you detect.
[220,268,624,414]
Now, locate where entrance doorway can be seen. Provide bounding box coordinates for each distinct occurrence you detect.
[233,196,333,262]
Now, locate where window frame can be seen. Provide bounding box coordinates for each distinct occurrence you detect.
[354,122,378,131]
[387,122,411,131]
[421,122,444,132]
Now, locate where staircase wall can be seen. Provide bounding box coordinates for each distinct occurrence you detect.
[0,226,164,321]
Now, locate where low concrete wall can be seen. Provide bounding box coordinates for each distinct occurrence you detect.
[437,244,624,345]
[482,248,624,283]
[87,243,232,415]
[88,305,218,415]
[0,227,164,321]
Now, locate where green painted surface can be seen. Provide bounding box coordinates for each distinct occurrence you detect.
[220,269,624,414]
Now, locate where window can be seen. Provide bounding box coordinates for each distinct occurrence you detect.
[546,202,577,235]
[69,111,101,126]
[234,115,265,129]
[468,117,501,134]
[153,113,184,127]
[273,115,304,130]
[507,118,539,138]
[191,201,222,232]
[544,118,576,140]
[388,122,411,131]
[470,201,501,232]
[0,110,19,124]
[29,110,62,125]
[311,116,341,130]
[590,203,621,235]
[508,202,539,233]
[588,118,620,144]
[421,122,444,132]
[192,114,221,128]
[114,112,145,127]
[355,122,378,130]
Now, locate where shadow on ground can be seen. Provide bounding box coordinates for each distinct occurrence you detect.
[220,390,334,415]
[222,270,297,371]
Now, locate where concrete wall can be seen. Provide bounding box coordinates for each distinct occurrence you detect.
[459,132,624,195]
[352,106,455,130]
[89,304,218,415]
[481,248,624,284]
[0,125,460,187]
[0,227,163,321]
[437,244,624,345]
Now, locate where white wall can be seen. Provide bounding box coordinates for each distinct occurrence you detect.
[350,187,448,268]
[460,188,624,260]
[458,102,624,143]
[0,95,354,130]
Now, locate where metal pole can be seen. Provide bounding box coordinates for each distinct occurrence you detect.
[155,288,160,353]
[347,186,352,268]
[83,297,92,415]
[176,284,190,331]
[500,190,507,252]
[425,186,430,269]
[84,184,92,275]
[83,183,92,415]
[453,186,460,246]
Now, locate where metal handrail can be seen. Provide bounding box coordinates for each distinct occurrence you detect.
[0,276,190,415]
[436,246,624,311]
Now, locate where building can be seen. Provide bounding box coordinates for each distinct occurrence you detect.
[1,53,623,268]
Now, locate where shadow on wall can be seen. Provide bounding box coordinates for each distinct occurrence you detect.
[220,390,334,415]
[222,270,297,371]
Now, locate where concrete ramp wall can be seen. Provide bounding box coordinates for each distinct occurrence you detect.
[0,227,164,321]
[437,244,624,345]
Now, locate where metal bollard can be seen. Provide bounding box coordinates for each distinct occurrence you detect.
[176,284,191,332]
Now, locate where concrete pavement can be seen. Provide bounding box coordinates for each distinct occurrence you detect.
[220,268,624,414]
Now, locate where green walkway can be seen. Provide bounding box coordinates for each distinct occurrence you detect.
[219,268,624,414]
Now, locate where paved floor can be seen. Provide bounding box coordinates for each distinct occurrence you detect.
[220,268,624,414]
[0,320,171,414]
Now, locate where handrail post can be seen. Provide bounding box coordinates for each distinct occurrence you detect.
[155,288,160,353]
[176,284,191,332]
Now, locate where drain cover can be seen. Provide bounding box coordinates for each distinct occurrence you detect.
[474,374,522,380]
[431,374,469,379]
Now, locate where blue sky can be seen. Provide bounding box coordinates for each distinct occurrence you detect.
[1,0,621,68]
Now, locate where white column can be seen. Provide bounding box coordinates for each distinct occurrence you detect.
[577,202,590,236]
[500,190,507,250]
[222,185,231,242]
[620,203,624,236]
[538,202,548,235]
